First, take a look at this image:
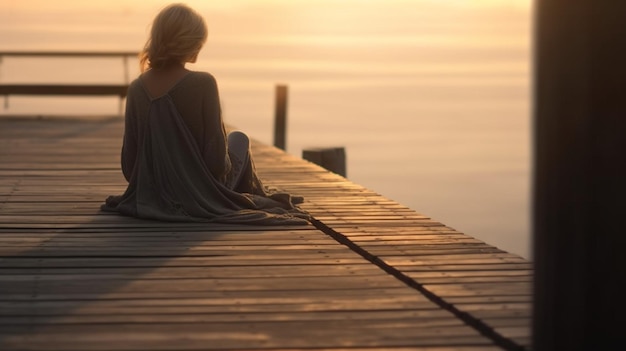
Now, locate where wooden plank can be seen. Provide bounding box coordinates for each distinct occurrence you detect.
[0,85,128,97]
[0,51,138,57]
[0,323,494,351]
[0,257,374,268]
[0,286,423,301]
[0,264,384,279]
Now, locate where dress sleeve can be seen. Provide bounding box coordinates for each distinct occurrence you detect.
[201,74,232,183]
[121,87,138,182]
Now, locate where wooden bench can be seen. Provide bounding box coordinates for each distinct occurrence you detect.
[0,51,138,115]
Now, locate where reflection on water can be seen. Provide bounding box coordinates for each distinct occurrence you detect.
[0,0,532,259]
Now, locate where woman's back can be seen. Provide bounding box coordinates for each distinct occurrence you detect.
[123,70,228,182]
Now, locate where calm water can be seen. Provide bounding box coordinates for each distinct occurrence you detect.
[0,1,532,259]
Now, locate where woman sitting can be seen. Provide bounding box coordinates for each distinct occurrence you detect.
[102,3,309,225]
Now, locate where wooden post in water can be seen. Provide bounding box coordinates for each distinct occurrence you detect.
[302,147,346,178]
[533,1,626,350]
[273,84,288,150]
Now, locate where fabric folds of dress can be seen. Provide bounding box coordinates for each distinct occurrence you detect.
[102,95,310,225]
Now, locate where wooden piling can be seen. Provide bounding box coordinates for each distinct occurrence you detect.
[302,147,347,177]
[273,84,288,150]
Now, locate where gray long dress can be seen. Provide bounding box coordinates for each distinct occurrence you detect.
[101,71,310,225]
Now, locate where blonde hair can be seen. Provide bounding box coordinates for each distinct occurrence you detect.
[139,3,208,72]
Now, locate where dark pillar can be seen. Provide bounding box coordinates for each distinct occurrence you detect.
[273,85,288,150]
[533,1,626,350]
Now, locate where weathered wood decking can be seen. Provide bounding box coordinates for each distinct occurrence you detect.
[0,116,532,351]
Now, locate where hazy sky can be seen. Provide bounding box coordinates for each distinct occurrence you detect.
[1,1,530,49]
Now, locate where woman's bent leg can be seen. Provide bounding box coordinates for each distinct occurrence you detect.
[226,131,251,190]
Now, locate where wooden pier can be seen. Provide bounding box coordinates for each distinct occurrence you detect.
[0,116,532,350]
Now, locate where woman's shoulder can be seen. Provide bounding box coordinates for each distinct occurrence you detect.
[128,77,143,89]
[127,76,150,95]
[184,71,217,86]
[125,77,146,100]
[172,71,219,97]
